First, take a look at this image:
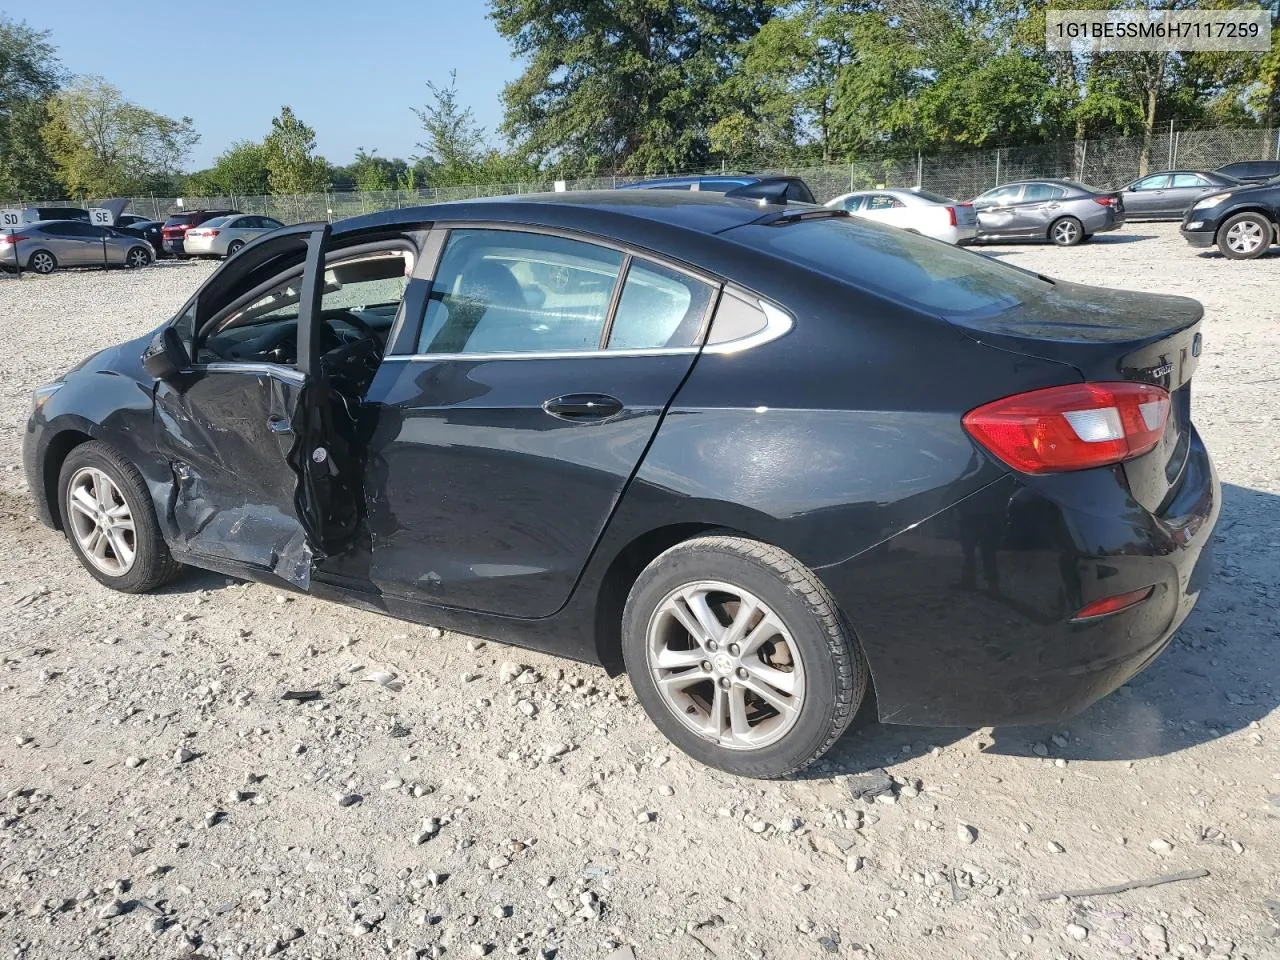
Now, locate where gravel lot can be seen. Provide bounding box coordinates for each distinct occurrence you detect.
[1,224,1278,960]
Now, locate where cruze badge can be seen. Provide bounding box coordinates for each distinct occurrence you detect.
[1147,362,1174,379]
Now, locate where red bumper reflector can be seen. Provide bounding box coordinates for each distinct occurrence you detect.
[1071,586,1154,621]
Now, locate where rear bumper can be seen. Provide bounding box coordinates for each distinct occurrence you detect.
[163,237,186,254]
[934,225,979,245]
[817,429,1219,726]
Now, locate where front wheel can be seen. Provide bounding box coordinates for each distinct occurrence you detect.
[57,441,185,593]
[1217,212,1273,259]
[1049,216,1083,246]
[124,246,152,269]
[622,535,868,778]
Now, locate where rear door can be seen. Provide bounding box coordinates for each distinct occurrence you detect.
[1164,173,1213,215]
[362,225,716,617]
[153,225,342,586]
[1124,174,1171,216]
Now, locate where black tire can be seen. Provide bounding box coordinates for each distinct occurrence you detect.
[1216,212,1273,260]
[622,535,868,778]
[226,240,244,257]
[56,441,185,593]
[124,246,152,269]
[1049,216,1083,246]
[28,249,57,274]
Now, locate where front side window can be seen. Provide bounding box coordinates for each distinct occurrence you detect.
[841,195,865,212]
[417,230,623,355]
[198,251,410,364]
[1133,175,1171,190]
[977,185,1021,206]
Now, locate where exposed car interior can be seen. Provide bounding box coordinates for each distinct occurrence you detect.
[196,250,411,397]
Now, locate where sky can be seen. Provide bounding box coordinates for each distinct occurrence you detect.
[15,0,525,169]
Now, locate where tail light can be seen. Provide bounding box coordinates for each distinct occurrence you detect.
[963,381,1170,474]
[946,206,958,226]
[0,234,25,246]
[1093,195,1118,206]
[1072,586,1154,621]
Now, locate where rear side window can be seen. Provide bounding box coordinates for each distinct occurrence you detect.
[1022,183,1067,201]
[607,260,714,350]
[785,181,816,204]
[418,229,623,354]
[724,216,1052,317]
[1170,173,1208,188]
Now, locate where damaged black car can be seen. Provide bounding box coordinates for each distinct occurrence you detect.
[24,191,1218,778]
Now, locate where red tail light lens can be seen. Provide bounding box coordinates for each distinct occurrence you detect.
[0,234,25,246]
[946,206,958,226]
[1072,586,1154,621]
[1093,195,1117,206]
[963,381,1171,474]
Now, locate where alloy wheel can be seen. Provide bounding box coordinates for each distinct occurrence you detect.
[645,580,806,750]
[1052,220,1079,244]
[31,252,54,274]
[66,467,136,576]
[1226,220,1264,254]
[126,248,150,268]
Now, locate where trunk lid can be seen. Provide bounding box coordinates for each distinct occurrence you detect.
[950,280,1202,513]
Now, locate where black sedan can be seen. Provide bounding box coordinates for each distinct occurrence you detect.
[1116,169,1240,220]
[113,218,167,258]
[23,192,1218,778]
[1181,178,1280,258]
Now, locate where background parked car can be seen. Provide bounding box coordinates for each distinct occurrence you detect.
[1181,177,1280,259]
[1116,169,1241,220]
[825,188,977,244]
[618,174,817,204]
[971,178,1125,246]
[0,221,153,274]
[161,209,239,257]
[113,219,167,258]
[1214,160,1280,184]
[21,207,90,224]
[114,214,154,228]
[182,214,285,258]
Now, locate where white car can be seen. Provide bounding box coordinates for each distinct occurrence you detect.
[825,188,979,245]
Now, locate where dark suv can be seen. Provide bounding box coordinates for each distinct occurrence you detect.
[1181,177,1280,259]
[618,174,818,204]
[162,209,239,258]
[1214,160,1280,184]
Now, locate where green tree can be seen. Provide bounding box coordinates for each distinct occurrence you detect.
[41,76,198,197]
[489,0,771,173]
[0,15,64,197]
[349,147,409,191]
[263,105,329,195]
[412,70,486,177]
[186,139,271,196]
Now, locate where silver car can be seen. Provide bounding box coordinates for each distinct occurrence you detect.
[0,220,154,274]
[182,214,285,258]
[971,179,1126,246]
[825,188,978,244]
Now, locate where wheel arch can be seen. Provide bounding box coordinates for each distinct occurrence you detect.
[1215,206,1277,241]
[41,429,95,530]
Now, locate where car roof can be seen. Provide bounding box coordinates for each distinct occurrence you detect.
[331,190,783,243]
[620,174,760,189]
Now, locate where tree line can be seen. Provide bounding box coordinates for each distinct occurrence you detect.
[3,2,1279,201]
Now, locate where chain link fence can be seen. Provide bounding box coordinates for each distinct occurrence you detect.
[7,125,1279,223]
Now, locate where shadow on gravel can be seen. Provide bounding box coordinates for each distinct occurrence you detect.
[801,482,1276,776]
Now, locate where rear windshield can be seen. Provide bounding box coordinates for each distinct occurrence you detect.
[165,214,199,226]
[725,216,1052,317]
[202,216,232,227]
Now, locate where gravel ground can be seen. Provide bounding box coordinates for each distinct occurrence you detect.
[0,225,1278,960]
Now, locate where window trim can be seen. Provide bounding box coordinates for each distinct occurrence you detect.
[397,222,726,360]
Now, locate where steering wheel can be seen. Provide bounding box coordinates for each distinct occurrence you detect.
[324,311,378,341]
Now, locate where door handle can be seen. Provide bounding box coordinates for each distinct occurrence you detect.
[542,394,623,421]
[267,415,293,434]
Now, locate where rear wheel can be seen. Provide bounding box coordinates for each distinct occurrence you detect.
[28,250,56,274]
[226,240,244,257]
[124,246,151,269]
[57,441,184,593]
[1217,212,1272,259]
[622,535,867,778]
[1049,217,1083,246]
